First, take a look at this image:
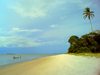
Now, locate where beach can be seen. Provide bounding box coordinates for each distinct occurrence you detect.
[0,54,100,75]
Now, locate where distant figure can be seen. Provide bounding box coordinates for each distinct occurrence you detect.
[20,55,21,59]
[20,55,21,61]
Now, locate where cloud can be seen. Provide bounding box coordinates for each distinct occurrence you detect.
[42,41,63,45]
[50,24,64,28]
[0,35,67,48]
[50,25,56,28]
[0,36,41,47]
[0,28,68,48]
[9,4,46,18]
[2,28,43,37]
[41,23,91,38]
[8,0,66,18]
[12,28,43,32]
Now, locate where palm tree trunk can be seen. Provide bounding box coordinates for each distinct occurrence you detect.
[90,19,93,33]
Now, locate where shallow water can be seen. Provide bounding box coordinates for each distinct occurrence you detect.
[0,53,61,66]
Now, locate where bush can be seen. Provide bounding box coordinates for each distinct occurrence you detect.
[76,47,92,53]
[89,46,96,52]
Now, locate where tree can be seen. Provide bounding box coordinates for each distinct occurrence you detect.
[94,30,100,34]
[68,35,79,53]
[77,39,87,47]
[83,7,95,33]
[68,35,79,46]
[67,31,100,53]
[68,45,75,53]
[76,47,92,53]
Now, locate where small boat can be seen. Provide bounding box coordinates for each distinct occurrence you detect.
[13,56,21,59]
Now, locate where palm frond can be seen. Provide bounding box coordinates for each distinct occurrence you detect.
[83,7,94,20]
[83,11,87,12]
[90,11,94,13]
[91,14,95,19]
[91,15,93,19]
[83,13,87,15]
[83,15,87,20]
[91,14,95,17]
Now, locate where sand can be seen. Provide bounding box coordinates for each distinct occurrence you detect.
[0,54,100,75]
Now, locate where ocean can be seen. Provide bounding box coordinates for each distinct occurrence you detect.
[0,53,62,66]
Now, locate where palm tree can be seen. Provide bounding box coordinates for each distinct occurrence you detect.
[83,7,95,33]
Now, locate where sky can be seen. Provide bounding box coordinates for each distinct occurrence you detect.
[0,0,100,54]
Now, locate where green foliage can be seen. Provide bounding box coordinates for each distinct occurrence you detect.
[68,46,75,53]
[68,35,79,45]
[77,39,87,47]
[89,46,96,52]
[66,53,100,58]
[68,31,100,53]
[83,7,95,20]
[76,47,92,53]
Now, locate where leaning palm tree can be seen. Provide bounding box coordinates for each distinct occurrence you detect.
[83,7,95,33]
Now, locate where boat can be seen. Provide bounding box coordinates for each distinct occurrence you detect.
[13,56,21,59]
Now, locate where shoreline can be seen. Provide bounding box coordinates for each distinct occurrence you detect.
[0,56,48,70]
[0,60,25,70]
[0,53,59,69]
[0,54,100,75]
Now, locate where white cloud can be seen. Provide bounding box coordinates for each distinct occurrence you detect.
[5,28,43,37]
[42,41,63,45]
[50,24,64,28]
[41,23,91,38]
[0,35,67,48]
[50,25,56,28]
[8,0,66,18]
[12,28,43,32]
[9,4,46,18]
[0,36,41,47]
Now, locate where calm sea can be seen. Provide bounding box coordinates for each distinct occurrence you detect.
[0,53,62,66]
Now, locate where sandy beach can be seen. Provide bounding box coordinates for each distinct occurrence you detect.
[0,54,100,75]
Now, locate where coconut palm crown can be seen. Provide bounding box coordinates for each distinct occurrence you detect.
[83,7,95,33]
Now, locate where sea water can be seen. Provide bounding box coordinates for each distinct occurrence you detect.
[0,53,61,66]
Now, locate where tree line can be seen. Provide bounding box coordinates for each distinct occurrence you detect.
[68,31,100,53]
[67,7,100,53]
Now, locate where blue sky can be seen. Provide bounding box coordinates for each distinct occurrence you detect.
[0,0,100,54]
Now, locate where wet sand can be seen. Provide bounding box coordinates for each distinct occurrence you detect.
[0,54,100,75]
[0,61,25,70]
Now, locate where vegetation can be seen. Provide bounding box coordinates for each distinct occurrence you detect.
[83,7,95,33]
[66,7,100,58]
[67,7,100,54]
[65,53,100,58]
[68,31,100,53]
